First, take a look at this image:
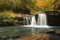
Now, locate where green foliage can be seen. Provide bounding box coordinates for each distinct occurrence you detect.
[25,0,57,13]
[0,0,11,11]
[0,10,16,25]
[24,0,36,13]
[0,0,59,13]
[0,0,22,11]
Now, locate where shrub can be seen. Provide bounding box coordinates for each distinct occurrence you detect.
[0,10,16,26]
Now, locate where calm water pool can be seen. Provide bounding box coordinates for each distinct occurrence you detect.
[0,26,32,37]
[0,26,59,37]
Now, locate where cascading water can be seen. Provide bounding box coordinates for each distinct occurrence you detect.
[23,17,31,25]
[30,13,49,28]
[24,13,50,35]
[30,16,36,34]
[37,13,47,26]
[24,13,50,28]
[25,17,29,25]
[31,16,36,25]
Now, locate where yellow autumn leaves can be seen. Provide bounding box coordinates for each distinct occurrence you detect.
[0,0,57,13]
[35,0,55,7]
[4,10,16,18]
[0,10,16,19]
[35,0,46,7]
[31,0,56,12]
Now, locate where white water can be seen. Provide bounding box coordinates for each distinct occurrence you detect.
[31,16,36,25]
[30,13,47,26]
[24,17,31,25]
[23,13,50,35]
[24,13,50,28]
[25,17,29,25]
[37,13,47,26]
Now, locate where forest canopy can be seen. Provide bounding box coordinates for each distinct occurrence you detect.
[0,0,59,13]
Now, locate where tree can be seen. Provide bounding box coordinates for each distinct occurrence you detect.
[0,0,58,13]
[0,0,22,12]
[53,0,60,10]
[24,0,58,13]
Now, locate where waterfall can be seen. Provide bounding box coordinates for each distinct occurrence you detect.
[23,13,50,35]
[37,13,47,26]
[25,17,29,25]
[24,17,31,25]
[31,13,47,26]
[24,13,50,28]
[30,16,36,34]
[30,13,49,28]
[31,16,36,25]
